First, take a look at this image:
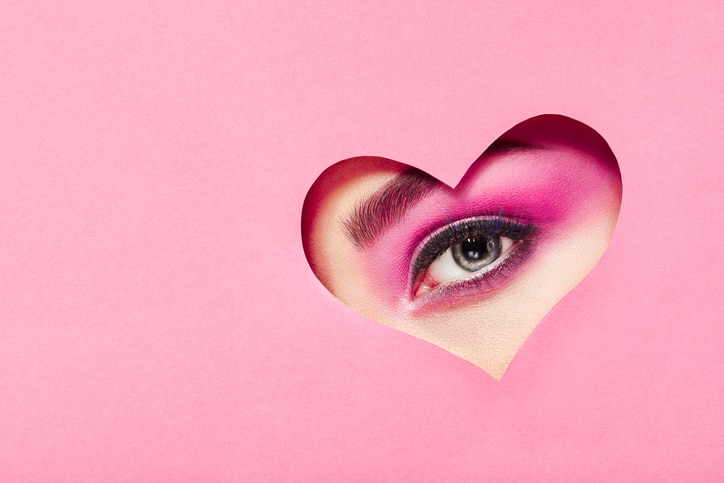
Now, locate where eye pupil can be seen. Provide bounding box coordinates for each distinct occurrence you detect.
[451,236,502,271]
[462,237,489,260]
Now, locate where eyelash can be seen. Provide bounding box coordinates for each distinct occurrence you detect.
[408,214,537,303]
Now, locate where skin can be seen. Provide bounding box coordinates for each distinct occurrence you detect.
[302,115,622,380]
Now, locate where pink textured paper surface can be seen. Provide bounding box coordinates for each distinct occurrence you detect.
[1,1,722,480]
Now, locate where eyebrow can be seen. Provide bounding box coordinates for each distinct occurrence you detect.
[343,168,438,249]
[342,140,536,249]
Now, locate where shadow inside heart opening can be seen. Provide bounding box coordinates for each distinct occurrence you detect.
[302,114,622,380]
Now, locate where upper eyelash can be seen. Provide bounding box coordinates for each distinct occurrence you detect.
[408,215,537,294]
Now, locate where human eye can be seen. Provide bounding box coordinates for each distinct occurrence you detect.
[409,215,537,304]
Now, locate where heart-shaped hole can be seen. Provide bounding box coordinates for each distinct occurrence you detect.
[302,115,622,379]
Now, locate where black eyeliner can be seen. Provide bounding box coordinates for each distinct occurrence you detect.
[408,215,537,299]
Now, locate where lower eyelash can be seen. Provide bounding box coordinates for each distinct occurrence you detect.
[418,239,533,302]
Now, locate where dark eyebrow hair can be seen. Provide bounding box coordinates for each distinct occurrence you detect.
[341,140,535,249]
[343,168,438,249]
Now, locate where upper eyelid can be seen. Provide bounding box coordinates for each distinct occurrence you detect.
[413,216,536,258]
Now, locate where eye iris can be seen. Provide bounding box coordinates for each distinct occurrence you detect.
[451,236,501,271]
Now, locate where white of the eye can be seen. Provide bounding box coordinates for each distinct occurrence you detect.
[427,236,515,285]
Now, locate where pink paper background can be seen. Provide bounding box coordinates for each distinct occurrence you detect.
[1,1,722,480]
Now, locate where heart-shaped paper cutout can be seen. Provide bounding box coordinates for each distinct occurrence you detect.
[302,115,622,379]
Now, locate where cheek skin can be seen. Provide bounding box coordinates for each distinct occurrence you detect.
[408,208,618,380]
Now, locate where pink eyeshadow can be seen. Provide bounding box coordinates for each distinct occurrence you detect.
[359,148,621,307]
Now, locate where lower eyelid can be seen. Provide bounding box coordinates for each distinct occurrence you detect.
[409,241,533,310]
